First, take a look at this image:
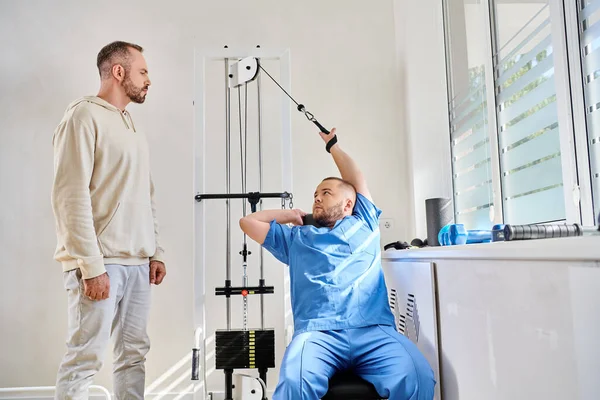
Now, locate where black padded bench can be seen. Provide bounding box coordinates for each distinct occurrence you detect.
[321,371,387,400]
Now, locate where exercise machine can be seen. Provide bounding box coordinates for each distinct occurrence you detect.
[192,48,336,400]
[192,49,294,400]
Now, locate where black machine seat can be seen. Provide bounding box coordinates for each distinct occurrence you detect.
[321,371,386,400]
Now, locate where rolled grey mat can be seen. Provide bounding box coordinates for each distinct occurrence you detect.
[425,198,453,246]
[503,224,582,241]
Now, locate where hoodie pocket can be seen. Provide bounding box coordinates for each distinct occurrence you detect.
[97,201,155,258]
[97,202,121,239]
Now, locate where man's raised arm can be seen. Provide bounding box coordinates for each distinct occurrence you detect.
[319,128,372,202]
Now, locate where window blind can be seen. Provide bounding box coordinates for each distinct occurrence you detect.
[494,3,566,224]
[450,69,495,229]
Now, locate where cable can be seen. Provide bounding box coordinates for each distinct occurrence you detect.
[238,86,246,216]
[238,83,249,331]
[244,82,249,212]
[257,63,300,107]
[257,61,330,135]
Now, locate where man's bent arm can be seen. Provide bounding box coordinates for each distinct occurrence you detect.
[51,116,105,279]
[239,209,299,244]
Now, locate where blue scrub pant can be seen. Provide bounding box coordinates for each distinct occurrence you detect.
[273,325,435,400]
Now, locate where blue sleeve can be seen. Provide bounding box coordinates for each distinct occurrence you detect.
[262,220,294,265]
[352,193,382,231]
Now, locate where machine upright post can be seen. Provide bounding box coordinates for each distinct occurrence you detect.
[259,368,268,400]
[224,369,234,400]
[257,58,266,330]
[225,57,232,330]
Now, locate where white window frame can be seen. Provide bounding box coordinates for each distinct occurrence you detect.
[563,0,597,225]
[483,0,504,225]
[549,0,584,223]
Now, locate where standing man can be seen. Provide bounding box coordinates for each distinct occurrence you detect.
[51,41,166,399]
[239,128,435,399]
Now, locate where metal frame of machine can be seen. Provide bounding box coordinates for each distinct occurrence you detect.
[192,47,294,400]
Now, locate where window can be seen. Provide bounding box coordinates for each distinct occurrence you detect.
[443,0,598,229]
[493,1,566,224]
[445,0,496,229]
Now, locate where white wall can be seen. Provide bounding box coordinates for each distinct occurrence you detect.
[0,0,412,396]
[0,0,198,395]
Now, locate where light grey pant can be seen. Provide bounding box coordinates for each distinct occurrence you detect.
[55,264,151,400]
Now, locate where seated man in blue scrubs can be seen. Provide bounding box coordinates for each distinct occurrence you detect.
[239,128,435,400]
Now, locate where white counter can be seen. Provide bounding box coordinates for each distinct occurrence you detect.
[381,236,600,400]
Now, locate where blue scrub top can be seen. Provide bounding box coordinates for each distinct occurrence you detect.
[263,193,396,335]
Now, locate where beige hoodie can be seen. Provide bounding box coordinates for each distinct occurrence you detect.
[51,96,165,279]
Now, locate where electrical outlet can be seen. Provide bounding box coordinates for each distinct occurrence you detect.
[380,218,394,230]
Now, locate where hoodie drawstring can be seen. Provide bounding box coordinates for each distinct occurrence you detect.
[128,113,137,133]
[120,112,130,130]
[121,110,137,132]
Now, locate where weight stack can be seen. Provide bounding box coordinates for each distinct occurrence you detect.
[215,329,275,370]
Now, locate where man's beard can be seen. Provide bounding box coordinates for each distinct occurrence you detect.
[314,201,345,227]
[122,72,147,104]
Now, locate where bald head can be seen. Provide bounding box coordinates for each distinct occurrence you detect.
[321,177,356,203]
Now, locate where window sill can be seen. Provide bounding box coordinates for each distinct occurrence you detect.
[382,236,600,262]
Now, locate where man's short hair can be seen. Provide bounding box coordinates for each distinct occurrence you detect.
[97,41,143,79]
[322,177,357,199]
